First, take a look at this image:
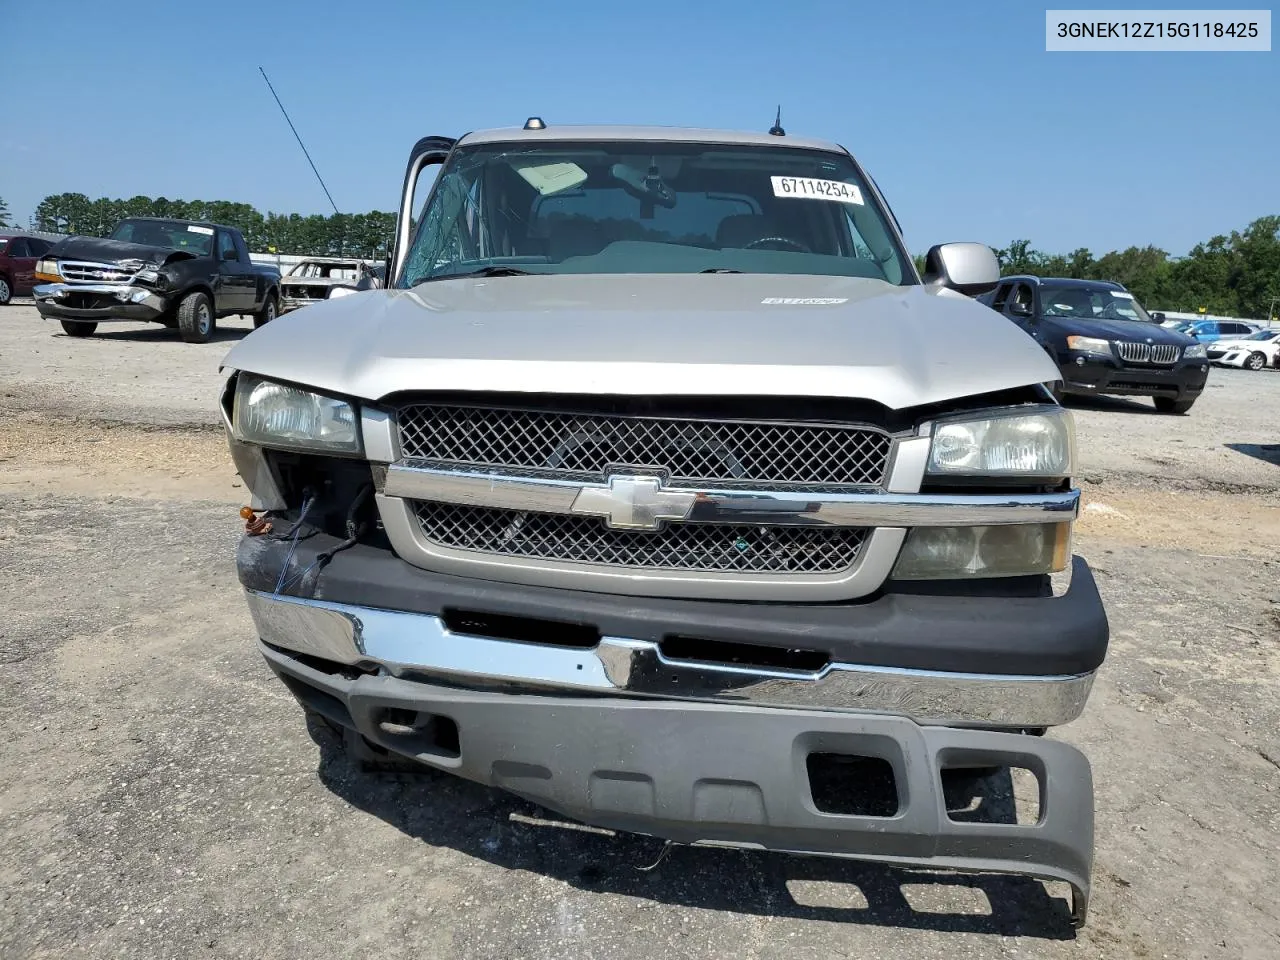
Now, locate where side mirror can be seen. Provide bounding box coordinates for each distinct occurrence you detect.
[922,242,1001,296]
[1151,312,1165,322]
[1008,301,1033,318]
[221,247,238,261]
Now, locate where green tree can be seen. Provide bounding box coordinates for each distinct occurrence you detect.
[0,197,11,228]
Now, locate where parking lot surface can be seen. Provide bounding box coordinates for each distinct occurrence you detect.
[2,305,1278,959]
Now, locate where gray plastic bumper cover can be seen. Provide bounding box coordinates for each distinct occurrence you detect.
[260,641,1095,925]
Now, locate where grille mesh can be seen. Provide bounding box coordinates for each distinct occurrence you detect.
[396,404,891,488]
[1117,341,1181,365]
[414,501,868,574]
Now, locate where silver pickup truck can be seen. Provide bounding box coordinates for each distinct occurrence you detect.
[220,123,1108,924]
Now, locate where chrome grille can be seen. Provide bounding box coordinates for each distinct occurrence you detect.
[59,260,136,284]
[1116,341,1181,365]
[413,501,868,573]
[396,404,892,489]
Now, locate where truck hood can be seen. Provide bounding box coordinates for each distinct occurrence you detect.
[222,273,1060,410]
[49,235,195,266]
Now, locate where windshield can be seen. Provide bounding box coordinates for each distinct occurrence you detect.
[110,219,214,256]
[398,140,911,287]
[1040,285,1155,323]
[1242,329,1278,341]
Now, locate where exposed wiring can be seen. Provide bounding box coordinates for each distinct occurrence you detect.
[274,493,316,595]
[275,484,374,596]
[268,487,320,541]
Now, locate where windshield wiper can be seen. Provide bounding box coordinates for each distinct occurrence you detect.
[700,268,742,274]
[416,266,535,284]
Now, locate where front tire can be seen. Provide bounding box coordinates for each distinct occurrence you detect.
[59,319,97,337]
[1154,396,1196,415]
[176,291,214,344]
[0,276,11,305]
[253,293,278,329]
[1245,351,1266,371]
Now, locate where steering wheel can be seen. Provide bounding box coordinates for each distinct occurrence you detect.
[744,236,812,253]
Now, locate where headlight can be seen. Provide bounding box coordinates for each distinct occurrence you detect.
[927,407,1074,477]
[891,522,1072,580]
[232,374,361,455]
[1183,343,1207,359]
[35,258,63,281]
[1065,335,1112,356]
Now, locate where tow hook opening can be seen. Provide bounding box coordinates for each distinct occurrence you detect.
[372,707,461,760]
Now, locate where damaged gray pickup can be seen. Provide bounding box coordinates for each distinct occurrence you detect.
[35,217,280,343]
[220,123,1108,924]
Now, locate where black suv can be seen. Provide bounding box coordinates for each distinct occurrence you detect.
[977,276,1208,414]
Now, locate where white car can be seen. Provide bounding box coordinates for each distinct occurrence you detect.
[1207,329,1280,370]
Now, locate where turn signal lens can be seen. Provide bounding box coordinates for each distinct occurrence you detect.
[891,522,1072,580]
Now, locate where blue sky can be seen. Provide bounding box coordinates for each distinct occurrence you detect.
[4,0,1275,255]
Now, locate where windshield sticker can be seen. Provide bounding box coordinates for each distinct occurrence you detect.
[187,225,214,235]
[762,297,849,305]
[1110,290,1134,298]
[771,176,864,205]
[513,161,589,196]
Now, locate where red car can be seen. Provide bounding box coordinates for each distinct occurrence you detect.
[0,233,55,305]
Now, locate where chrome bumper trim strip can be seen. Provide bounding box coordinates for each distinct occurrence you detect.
[245,588,1094,727]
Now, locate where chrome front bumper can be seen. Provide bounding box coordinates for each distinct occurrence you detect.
[245,588,1095,728]
[34,282,167,314]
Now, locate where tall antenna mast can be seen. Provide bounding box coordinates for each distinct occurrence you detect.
[258,66,340,214]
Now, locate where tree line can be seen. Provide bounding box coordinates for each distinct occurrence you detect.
[920,215,1279,321]
[29,193,395,260]
[21,192,1280,320]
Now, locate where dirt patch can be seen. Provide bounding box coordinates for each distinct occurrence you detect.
[1077,484,1280,561]
[0,418,240,504]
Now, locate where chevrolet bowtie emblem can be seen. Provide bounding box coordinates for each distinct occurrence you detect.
[571,475,697,531]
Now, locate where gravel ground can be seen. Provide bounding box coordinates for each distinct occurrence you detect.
[1,304,1278,959]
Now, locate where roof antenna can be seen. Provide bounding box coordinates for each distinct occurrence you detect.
[768,106,785,137]
[259,66,340,215]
